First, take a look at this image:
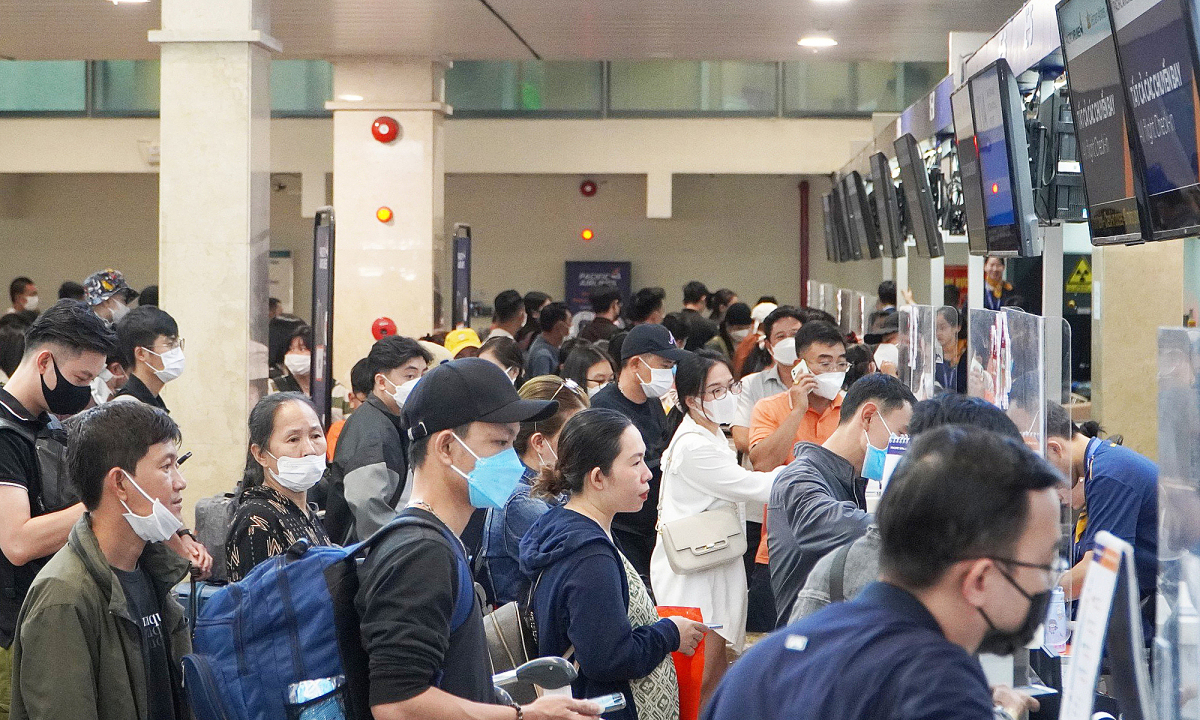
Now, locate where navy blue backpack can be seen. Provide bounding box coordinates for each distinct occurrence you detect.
[182,514,476,720]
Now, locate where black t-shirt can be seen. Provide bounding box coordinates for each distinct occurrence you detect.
[355,508,492,707]
[589,384,667,539]
[114,566,176,720]
[113,375,169,413]
[0,389,50,647]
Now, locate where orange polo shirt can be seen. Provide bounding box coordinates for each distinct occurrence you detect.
[749,390,844,564]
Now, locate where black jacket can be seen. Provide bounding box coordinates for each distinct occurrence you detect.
[325,394,407,543]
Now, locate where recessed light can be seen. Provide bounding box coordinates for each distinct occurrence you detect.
[798,35,838,48]
[337,94,364,102]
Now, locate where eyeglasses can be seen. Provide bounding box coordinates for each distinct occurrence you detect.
[550,378,580,401]
[977,555,1070,588]
[811,360,851,373]
[703,381,743,401]
[586,376,613,388]
[157,337,185,352]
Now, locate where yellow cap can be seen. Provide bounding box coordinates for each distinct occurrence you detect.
[444,328,483,358]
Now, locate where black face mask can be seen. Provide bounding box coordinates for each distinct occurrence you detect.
[40,356,93,416]
[976,564,1054,656]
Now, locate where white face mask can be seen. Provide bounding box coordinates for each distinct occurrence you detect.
[120,469,183,543]
[267,451,326,493]
[109,299,130,324]
[637,359,675,399]
[144,347,185,383]
[384,376,420,409]
[698,392,739,426]
[283,352,311,377]
[730,328,752,344]
[588,383,608,399]
[813,371,846,400]
[534,441,558,470]
[771,338,798,367]
[22,295,38,312]
[873,343,899,369]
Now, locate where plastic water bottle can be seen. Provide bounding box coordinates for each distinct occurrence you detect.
[1044,586,1068,656]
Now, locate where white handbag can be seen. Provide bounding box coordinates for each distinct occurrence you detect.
[657,432,747,575]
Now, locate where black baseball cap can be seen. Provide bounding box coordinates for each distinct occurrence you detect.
[864,310,900,344]
[405,357,558,441]
[620,323,690,363]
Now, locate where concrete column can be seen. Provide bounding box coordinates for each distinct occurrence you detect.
[1092,240,1185,458]
[149,0,277,513]
[327,61,450,381]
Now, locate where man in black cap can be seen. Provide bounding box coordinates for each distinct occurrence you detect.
[589,323,690,584]
[355,357,601,720]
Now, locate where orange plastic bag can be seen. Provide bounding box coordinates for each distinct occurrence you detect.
[657,605,705,720]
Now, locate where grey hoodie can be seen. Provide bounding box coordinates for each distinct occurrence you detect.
[766,442,870,623]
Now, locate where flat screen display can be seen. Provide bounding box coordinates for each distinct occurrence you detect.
[869,152,907,258]
[1058,0,1147,243]
[1109,0,1200,239]
[822,192,840,262]
[966,59,1041,256]
[845,171,883,260]
[893,133,945,257]
[951,83,991,255]
[836,178,864,260]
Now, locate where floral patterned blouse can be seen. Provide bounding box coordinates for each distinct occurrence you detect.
[225,484,332,582]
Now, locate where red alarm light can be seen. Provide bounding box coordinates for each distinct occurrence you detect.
[581,228,594,241]
[372,116,399,143]
[580,180,597,197]
[372,317,397,340]
[376,207,393,223]
[991,183,1000,194]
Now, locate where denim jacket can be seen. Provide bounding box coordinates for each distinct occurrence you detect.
[479,466,553,606]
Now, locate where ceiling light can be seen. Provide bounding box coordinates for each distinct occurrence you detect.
[798,35,838,48]
[337,94,364,102]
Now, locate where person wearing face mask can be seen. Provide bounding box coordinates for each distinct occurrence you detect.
[110,306,184,413]
[479,335,526,385]
[561,343,617,400]
[225,393,331,582]
[477,375,589,606]
[356,358,601,720]
[730,306,804,457]
[82,268,138,324]
[704,426,1060,720]
[790,394,1024,623]
[326,335,432,544]
[526,302,572,378]
[748,320,850,472]
[651,351,782,704]
[766,373,915,623]
[522,409,709,720]
[590,322,690,585]
[705,301,752,359]
[0,300,116,716]
[13,401,195,720]
[5,278,37,317]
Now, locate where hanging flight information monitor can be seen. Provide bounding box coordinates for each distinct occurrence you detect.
[1107,0,1200,240]
[1058,0,1151,244]
[951,82,991,256]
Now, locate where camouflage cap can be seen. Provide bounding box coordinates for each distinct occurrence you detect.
[83,269,138,306]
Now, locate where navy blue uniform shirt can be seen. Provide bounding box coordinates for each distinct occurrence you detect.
[1074,438,1158,639]
[703,582,994,720]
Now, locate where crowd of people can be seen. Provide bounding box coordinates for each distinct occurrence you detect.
[0,271,1161,720]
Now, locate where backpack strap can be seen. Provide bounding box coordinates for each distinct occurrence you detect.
[828,542,853,605]
[360,513,475,633]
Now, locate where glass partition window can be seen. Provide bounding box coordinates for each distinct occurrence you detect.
[446,61,602,115]
[270,60,333,116]
[783,60,945,115]
[94,60,160,114]
[0,61,86,112]
[608,60,776,114]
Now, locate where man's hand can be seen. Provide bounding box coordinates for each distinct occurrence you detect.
[992,685,1039,718]
[523,695,603,720]
[166,533,213,580]
[787,374,816,416]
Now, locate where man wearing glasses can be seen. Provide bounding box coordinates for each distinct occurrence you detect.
[766,373,915,623]
[705,426,1060,720]
[112,306,185,413]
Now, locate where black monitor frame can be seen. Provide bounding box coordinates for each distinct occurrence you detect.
[951,83,991,256]
[893,133,945,258]
[869,152,907,258]
[844,170,883,260]
[966,58,1042,257]
[834,177,864,261]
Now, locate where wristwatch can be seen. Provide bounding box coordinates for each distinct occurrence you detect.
[176,528,197,541]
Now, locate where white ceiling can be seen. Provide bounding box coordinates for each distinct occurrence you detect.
[1,0,1022,63]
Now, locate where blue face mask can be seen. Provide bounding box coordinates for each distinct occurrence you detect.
[451,434,526,509]
[862,414,894,482]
